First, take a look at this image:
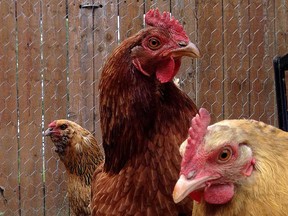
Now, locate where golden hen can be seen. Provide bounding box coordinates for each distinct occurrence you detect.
[173,108,288,216]
[91,9,200,216]
[45,119,104,216]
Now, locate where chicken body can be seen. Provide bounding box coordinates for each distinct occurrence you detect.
[91,9,200,215]
[173,108,288,216]
[45,120,104,216]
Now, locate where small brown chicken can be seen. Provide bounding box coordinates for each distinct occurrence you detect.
[173,108,288,216]
[45,120,104,216]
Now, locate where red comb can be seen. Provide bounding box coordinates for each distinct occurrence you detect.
[145,9,186,36]
[188,108,210,150]
[181,108,211,174]
[48,120,56,128]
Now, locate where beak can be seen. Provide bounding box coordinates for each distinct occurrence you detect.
[173,174,217,203]
[44,128,53,136]
[169,42,201,58]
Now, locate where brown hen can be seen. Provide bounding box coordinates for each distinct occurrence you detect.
[174,108,288,216]
[91,9,200,215]
[45,119,104,216]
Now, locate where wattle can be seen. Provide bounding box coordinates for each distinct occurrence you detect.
[204,183,234,204]
[156,58,181,83]
[189,191,203,203]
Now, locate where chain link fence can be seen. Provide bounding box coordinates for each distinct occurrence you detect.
[0,0,287,215]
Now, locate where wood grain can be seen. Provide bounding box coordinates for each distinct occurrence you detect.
[0,0,19,215]
[119,0,144,42]
[42,0,69,214]
[249,0,275,124]
[17,0,44,214]
[68,0,94,132]
[223,0,250,119]
[196,0,224,123]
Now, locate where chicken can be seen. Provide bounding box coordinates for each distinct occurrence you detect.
[173,108,288,215]
[91,9,200,215]
[45,119,104,216]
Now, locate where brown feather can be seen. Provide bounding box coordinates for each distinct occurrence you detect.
[92,53,197,215]
[92,9,199,215]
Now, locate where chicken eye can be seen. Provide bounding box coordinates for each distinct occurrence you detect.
[217,147,232,163]
[60,124,67,130]
[148,37,161,50]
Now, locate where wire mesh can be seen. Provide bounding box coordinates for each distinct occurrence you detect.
[0,0,287,215]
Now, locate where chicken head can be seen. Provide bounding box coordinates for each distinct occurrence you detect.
[45,120,79,154]
[173,108,256,205]
[131,9,200,83]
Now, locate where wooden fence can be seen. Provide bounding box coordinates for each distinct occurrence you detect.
[0,0,287,215]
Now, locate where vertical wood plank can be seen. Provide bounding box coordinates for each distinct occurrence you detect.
[145,0,170,12]
[42,0,69,215]
[249,0,275,124]
[275,0,288,105]
[93,1,118,141]
[67,0,82,127]
[275,0,288,56]
[118,0,145,42]
[68,0,95,132]
[223,0,250,119]
[16,0,44,214]
[0,1,19,215]
[172,0,198,101]
[196,0,224,123]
